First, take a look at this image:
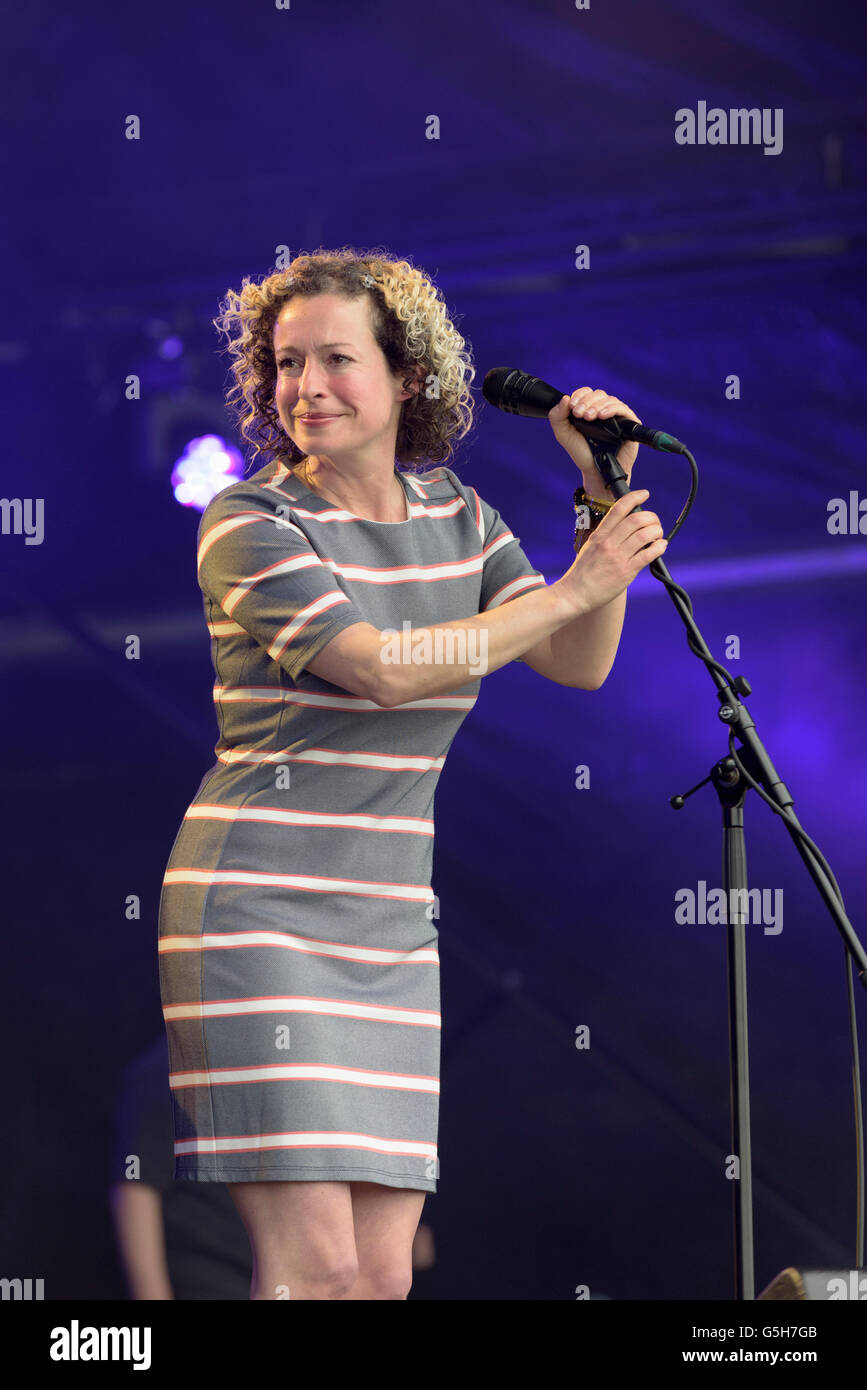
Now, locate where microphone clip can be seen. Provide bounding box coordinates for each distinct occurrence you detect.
[586,439,629,492]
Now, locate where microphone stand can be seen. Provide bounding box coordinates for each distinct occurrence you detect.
[588,442,867,1301]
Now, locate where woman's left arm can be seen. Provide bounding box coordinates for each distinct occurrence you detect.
[517,385,644,689]
[518,586,626,690]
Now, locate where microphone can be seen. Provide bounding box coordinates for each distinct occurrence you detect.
[482,368,686,454]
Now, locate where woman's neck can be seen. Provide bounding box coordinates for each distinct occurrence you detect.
[294,456,407,523]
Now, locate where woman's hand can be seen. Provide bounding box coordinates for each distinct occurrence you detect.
[548,387,641,499]
[554,488,667,617]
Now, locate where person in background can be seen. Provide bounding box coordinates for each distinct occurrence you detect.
[107,1034,435,1298]
[108,1034,256,1299]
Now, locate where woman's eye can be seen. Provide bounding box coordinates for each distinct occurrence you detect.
[278,354,349,369]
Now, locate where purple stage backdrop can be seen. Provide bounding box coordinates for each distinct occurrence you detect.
[1,0,866,1309]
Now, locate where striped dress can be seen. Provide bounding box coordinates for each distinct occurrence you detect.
[157,457,547,1192]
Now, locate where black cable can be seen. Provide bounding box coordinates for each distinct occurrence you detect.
[653,443,865,1272]
[663,444,699,542]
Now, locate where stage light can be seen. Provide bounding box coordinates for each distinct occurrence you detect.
[170,434,243,510]
[158,335,184,361]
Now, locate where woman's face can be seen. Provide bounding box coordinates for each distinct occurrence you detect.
[273,292,414,467]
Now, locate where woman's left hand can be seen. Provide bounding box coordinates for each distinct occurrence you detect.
[548,387,641,500]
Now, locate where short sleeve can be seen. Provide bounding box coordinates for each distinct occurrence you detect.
[467,489,547,614]
[197,487,368,681]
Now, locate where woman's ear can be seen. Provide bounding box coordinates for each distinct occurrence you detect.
[402,363,426,399]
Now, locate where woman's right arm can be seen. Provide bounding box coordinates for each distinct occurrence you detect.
[306,581,574,703]
[306,488,664,705]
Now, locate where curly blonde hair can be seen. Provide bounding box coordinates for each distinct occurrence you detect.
[212,246,476,475]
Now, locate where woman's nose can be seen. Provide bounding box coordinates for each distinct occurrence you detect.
[297,358,328,395]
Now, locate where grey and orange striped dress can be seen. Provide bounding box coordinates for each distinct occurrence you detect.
[157,458,546,1192]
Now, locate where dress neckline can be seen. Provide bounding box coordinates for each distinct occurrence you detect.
[288,465,411,525]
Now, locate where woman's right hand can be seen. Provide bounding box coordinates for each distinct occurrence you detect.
[554,489,668,617]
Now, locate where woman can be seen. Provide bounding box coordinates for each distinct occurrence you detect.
[157,247,666,1301]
